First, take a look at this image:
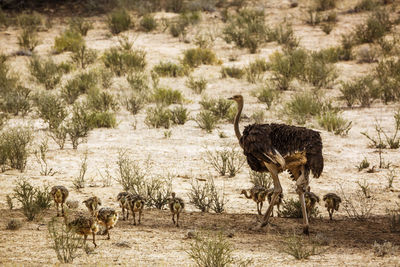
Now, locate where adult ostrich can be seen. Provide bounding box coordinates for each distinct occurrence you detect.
[228,95,323,234]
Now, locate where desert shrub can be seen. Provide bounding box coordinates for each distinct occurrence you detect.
[361,112,400,149]
[99,68,113,89]
[69,17,93,36]
[73,152,88,189]
[102,46,146,76]
[354,8,393,44]
[200,97,232,120]
[185,76,207,94]
[152,87,184,105]
[182,48,218,68]
[17,12,42,31]
[339,75,379,107]
[304,53,337,88]
[145,105,172,129]
[53,30,84,54]
[169,11,201,39]
[70,45,97,69]
[388,203,400,232]
[337,34,355,61]
[188,179,212,212]
[18,29,38,52]
[145,175,172,209]
[171,105,189,125]
[282,233,322,260]
[223,8,269,53]
[193,31,215,49]
[125,92,146,115]
[270,23,299,51]
[209,178,227,214]
[245,58,269,83]
[49,125,68,150]
[116,150,148,195]
[48,218,84,263]
[0,126,33,172]
[195,110,218,133]
[356,157,370,171]
[250,109,265,123]
[153,61,187,77]
[314,0,337,11]
[354,0,381,12]
[281,198,319,218]
[108,9,132,34]
[88,111,117,128]
[312,47,340,63]
[6,218,22,230]
[220,66,245,79]
[318,110,352,136]
[65,102,92,149]
[374,58,400,103]
[61,71,98,104]
[34,138,57,176]
[251,84,279,109]
[283,92,325,124]
[29,56,70,90]
[340,183,375,220]
[373,241,398,257]
[6,194,13,210]
[205,147,246,177]
[87,88,118,112]
[140,14,157,32]
[356,45,378,63]
[249,170,272,188]
[13,178,51,220]
[33,91,67,130]
[0,85,31,116]
[269,49,308,90]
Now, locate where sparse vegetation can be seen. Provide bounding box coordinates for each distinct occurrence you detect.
[356,157,370,171]
[205,147,246,177]
[70,45,97,69]
[318,110,352,136]
[354,8,393,44]
[6,218,22,230]
[373,241,398,257]
[283,91,325,125]
[102,45,146,76]
[107,9,132,34]
[282,233,322,260]
[188,179,212,212]
[29,56,70,90]
[340,183,376,220]
[281,198,320,218]
[145,105,172,129]
[140,14,157,32]
[251,83,279,109]
[182,48,218,68]
[66,102,92,149]
[146,175,172,209]
[186,76,207,94]
[33,91,67,130]
[339,76,378,107]
[153,61,187,77]
[221,66,245,79]
[245,58,269,83]
[249,170,272,188]
[53,29,84,54]
[152,87,184,105]
[195,110,219,133]
[73,152,88,189]
[69,17,93,36]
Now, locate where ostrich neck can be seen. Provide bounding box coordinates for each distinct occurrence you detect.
[234,100,243,142]
[243,190,252,199]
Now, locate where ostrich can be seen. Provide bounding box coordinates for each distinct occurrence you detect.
[228,95,323,234]
[323,193,341,220]
[168,192,185,227]
[240,186,268,215]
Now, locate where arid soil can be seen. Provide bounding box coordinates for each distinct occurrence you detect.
[1,0,400,266]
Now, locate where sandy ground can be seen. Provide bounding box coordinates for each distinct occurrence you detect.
[0,0,400,265]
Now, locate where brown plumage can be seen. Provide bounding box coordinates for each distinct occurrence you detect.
[168,192,185,227]
[241,186,268,215]
[50,186,69,217]
[229,95,324,234]
[67,214,99,247]
[266,188,283,217]
[96,207,118,240]
[323,193,341,220]
[305,189,320,219]
[117,192,131,220]
[83,196,102,216]
[127,194,145,225]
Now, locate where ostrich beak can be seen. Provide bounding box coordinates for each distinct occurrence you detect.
[227,97,233,100]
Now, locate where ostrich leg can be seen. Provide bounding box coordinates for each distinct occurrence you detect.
[260,163,282,227]
[296,165,310,235]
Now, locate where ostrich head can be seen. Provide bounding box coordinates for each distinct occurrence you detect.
[228,95,243,103]
[240,189,247,195]
[171,192,176,198]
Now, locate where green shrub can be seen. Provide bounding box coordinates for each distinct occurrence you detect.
[200,97,232,120]
[245,58,269,83]
[99,68,114,89]
[220,66,245,79]
[145,105,172,129]
[205,147,246,177]
[153,61,187,77]
[314,0,337,11]
[251,109,265,123]
[102,47,146,76]
[152,87,184,105]
[374,59,400,103]
[6,218,22,230]
[195,110,218,133]
[0,126,33,172]
[304,54,337,89]
[282,233,322,260]
[171,105,189,125]
[182,48,218,68]
[18,29,38,51]
[281,198,319,218]
[284,92,325,124]
[125,92,146,115]
[339,76,379,107]
[0,85,31,116]
[270,23,299,51]
[223,8,269,53]
[127,71,149,92]
[87,88,118,112]
[168,12,201,39]
[146,175,172,209]
[354,0,381,12]
[88,111,117,128]
[33,91,67,130]
[337,34,354,61]
[69,17,93,36]
[185,76,207,94]
[356,45,378,63]
[311,47,340,63]
[354,8,393,44]
[70,44,97,69]
[29,56,70,90]
[318,110,352,136]
[65,102,92,149]
[53,30,84,54]
[108,9,132,34]
[17,12,42,31]
[62,71,98,104]
[251,84,279,109]
[140,14,157,32]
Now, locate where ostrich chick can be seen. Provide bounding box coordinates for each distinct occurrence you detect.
[323,193,341,220]
[117,192,132,220]
[304,188,320,219]
[96,207,118,240]
[83,196,102,216]
[241,186,268,215]
[168,192,185,227]
[50,186,69,217]
[266,188,283,217]
[127,194,145,225]
[67,215,99,247]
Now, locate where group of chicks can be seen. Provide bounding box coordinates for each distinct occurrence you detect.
[241,186,342,220]
[50,186,185,247]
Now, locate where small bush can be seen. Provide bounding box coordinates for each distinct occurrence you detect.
[249,170,272,188]
[339,76,379,107]
[127,71,149,92]
[116,150,148,195]
[354,8,393,44]
[281,198,319,218]
[354,0,380,12]
[61,71,98,104]
[152,87,184,105]
[374,58,400,103]
[33,91,67,130]
[49,125,68,150]
[17,12,42,31]
[223,8,269,53]
[250,109,265,124]
[200,97,232,120]
[340,184,375,220]
[171,105,189,125]
[169,11,201,40]
[73,152,88,189]
[0,126,33,172]
[313,47,340,63]
[87,88,118,112]
[146,175,172,209]
[356,45,378,63]
[245,58,269,83]
[125,93,146,115]
[282,233,321,260]
[270,23,299,51]
[53,30,84,54]
[220,66,245,79]
[186,76,207,94]
[66,102,92,149]
[29,56,70,90]
[145,105,172,129]
[6,194,13,210]
[108,9,132,34]
[205,147,246,177]
[337,34,354,61]
[182,48,218,68]
[356,157,370,171]
[188,179,212,212]
[18,29,38,52]
[314,0,337,11]
[251,84,279,109]
[70,45,97,69]
[0,85,31,116]
[102,47,146,76]
[6,218,22,230]
[318,110,352,136]
[304,53,337,88]
[153,61,187,77]
[69,17,93,36]
[88,111,117,128]
[140,14,157,32]
[195,110,218,133]
[283,92,325,125]
[373,241,398,257]
[361,112,400,149]
[34,138,57,176]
